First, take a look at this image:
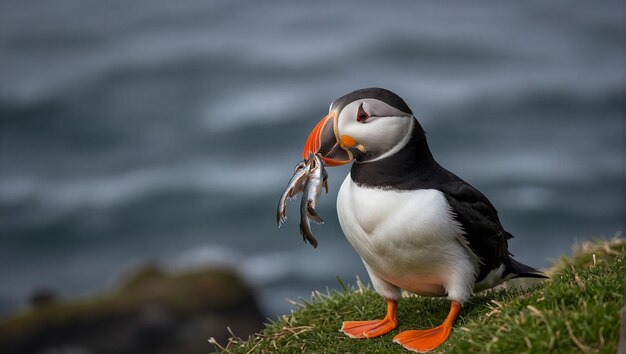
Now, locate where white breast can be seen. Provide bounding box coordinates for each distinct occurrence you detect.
[336,174,478,302]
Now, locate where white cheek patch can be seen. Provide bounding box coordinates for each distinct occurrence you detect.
[337,99,413,160]
[340,115,413,161]
[363,117,414,163]
[363,116,408,149]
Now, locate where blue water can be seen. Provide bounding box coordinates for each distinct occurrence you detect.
[0,0,624,317]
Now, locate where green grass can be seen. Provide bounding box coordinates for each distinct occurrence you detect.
[214,237,624,353]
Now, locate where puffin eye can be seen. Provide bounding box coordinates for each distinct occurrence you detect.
[356,103,369,123]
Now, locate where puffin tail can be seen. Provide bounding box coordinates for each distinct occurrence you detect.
[505,258,549,279]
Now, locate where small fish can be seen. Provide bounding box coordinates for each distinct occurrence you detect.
[322,162,329,194]
[299,153,326,248]
[276,160,311,226]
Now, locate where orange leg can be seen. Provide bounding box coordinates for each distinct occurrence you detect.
[393,301,461,353]
[341,299,398,338]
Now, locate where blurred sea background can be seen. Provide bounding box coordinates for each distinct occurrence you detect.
[0,0,624,320]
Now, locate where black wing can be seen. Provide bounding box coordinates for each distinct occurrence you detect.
[436,171,512,281]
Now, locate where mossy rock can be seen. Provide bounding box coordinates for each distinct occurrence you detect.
[0,265,264,354]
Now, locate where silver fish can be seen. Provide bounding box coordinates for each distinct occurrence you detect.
[276,159,311,226]
[299,153,327,248]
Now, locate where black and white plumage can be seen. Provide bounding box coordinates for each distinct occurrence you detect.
[300,87,547,352]
[307,87,545,304]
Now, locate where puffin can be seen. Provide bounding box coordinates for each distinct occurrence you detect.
[300,88,547,352]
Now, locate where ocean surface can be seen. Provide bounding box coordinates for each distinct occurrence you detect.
[0,0,624,317]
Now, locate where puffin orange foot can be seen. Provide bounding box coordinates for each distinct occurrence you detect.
[341,299,397,339]
[341,318,397,338]
[393,300,461,353]
[393,325,452,353]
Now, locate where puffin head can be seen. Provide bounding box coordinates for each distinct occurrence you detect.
[302,88,415,166]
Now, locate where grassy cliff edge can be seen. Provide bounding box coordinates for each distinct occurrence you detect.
[214,237,624,353]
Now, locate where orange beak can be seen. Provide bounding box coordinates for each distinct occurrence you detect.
[302,111,353,166]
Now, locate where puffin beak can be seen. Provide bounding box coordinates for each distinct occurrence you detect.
[302,111,353,166]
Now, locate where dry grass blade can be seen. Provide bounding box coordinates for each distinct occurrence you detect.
[271,325,314,341]
[565,320,592,353]
[356,275,366,293]
[208,337,233,354]
[574,273,586,290]
[526,305,544,318]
